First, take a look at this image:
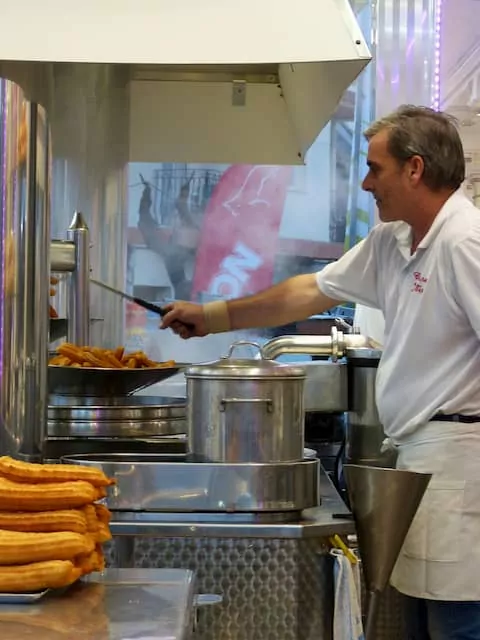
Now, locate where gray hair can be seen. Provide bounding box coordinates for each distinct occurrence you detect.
[364,105,465,191]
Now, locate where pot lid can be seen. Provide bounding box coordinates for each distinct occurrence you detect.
[185,341,306,379]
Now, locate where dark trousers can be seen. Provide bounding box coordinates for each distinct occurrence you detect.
[403,594,480,639]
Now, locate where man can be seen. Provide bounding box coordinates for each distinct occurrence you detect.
[353,304,385,348]
[161,105,480,639]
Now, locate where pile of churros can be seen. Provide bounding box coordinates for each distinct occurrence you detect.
[49,342,175,370]
[0,456,115,593]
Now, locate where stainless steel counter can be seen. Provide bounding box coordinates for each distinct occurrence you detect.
[110,468,353,539]
[102,472,353,640]
[0,568,196,640]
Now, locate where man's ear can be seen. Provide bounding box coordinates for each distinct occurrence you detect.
[407,154,425,186]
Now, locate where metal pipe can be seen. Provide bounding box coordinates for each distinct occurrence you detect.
[261,329,370,361]
[50,239,75,272]
[0,81,51,460]
[67,211,90,345]
[262,334,336,360]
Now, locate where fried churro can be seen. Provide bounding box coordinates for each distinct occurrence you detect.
[0,458,113,594]
[93,522,112,544]
[82,505,112,543]
[0,477,98,511]
[49,342,175,370]
[0,510,87,534]
[0,559,81,592]
[94,503,112,524]
[95,486,108,500]
[82,504,99,532]
[75,546,105,576]
[0,529,94,565]
[0,456,114,488]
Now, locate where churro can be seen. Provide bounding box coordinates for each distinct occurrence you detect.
[0,456,114,488]
[0,477,98,511]
[75,546,105,575]
[95,486,108,500]
[0,559,81,592]
[82,504,99,532]
[0,510,87,534]
[82,505,112,543]
[49,342,175,370]
[94,503,112,524]
[93,522,112,544]
[0,458,113,594]
[0,529,94,565]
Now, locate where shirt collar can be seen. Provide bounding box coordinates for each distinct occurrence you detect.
[393,189,468,254]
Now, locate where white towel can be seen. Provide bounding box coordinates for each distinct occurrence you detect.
[330,548,364,640]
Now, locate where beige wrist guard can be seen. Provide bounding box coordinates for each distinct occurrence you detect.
[203,300,231,334]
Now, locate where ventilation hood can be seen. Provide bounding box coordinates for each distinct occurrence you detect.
[0,0,371,165]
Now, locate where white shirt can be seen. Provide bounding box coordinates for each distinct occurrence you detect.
[316,190,480,440]
[353,305,385,347]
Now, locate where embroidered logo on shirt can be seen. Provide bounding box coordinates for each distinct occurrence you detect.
[411,271,428,294]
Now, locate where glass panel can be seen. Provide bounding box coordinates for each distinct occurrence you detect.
[125,1,375,362]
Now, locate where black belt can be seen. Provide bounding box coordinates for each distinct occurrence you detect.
[432,413,480,423]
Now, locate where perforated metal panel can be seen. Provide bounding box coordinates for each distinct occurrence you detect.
[105,536,405,640]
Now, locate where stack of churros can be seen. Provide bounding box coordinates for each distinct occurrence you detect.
[49,342,175,370]
[0,456,115,593]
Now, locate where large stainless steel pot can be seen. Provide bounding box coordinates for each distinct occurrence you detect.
[185,341,306,463]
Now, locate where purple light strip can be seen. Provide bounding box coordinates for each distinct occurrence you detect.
[432,0,443,110]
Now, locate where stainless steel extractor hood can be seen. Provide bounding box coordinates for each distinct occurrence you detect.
[0,0,371,165]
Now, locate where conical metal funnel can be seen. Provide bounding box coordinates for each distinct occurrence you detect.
[344,464,431,593]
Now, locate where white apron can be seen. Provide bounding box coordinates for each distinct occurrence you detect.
[390,420,480,601]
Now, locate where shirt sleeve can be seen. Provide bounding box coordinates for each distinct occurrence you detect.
[316,228,381,308]
[451,231,480,338]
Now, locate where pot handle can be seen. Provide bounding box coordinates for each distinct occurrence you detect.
[220,398,273,413]
[223,340,265,360]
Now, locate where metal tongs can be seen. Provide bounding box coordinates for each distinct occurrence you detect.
[91,279,167,317]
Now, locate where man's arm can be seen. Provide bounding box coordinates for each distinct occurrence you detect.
[162,228,382,339]
[227,273,341,329]
[161,273,341,338]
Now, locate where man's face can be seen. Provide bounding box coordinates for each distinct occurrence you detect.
[361,129,419,223]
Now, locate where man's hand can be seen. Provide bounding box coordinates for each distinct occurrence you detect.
[161,301,208,339]
[159,273,340,339]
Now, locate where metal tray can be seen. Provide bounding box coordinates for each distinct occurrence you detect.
[0,589,49,604]
[45,436,187,460]
[61,453,320,513]
[48,395,186,419]
[47,395,186,437]
[48,364,186,397]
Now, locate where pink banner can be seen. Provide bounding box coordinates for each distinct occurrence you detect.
[191,165,292,301]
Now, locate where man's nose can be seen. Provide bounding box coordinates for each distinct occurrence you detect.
[361,175,372,192]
